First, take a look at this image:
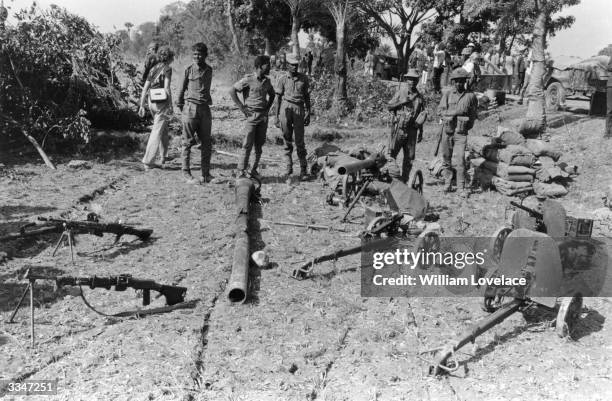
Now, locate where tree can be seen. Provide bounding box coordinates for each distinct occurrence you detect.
[357,0,439,74]
[234,0,292,55]
[225,0,242,55]
[124,22,133,35]
[465,0,579,136]
[282,0,318,57]
[325,0,353,107]
[598,44,612,58]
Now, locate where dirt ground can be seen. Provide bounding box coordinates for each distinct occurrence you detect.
[1,86,612,401]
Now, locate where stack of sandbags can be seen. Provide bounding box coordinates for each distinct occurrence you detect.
[467,126,575,198]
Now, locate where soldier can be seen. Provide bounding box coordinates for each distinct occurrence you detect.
[386,69,426,183]
[229,55,275,178]
[274,53,312,181]
[437,68,479,197]
[177,43,214,184]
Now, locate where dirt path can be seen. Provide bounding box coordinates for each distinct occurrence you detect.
[1,97,611,400]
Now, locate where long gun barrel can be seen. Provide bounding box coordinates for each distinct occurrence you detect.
[25,271,186,306]
[336,154,385,175]
[509,201,543,220]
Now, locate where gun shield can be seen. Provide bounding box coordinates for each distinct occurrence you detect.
[227,177,255,304]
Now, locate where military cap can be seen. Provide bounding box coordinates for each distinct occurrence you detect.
[286,53,299,65]
[403,69,420,80]
[449,68,470,81]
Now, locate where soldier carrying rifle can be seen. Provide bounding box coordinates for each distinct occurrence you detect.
[437,68,479,198]
[386,69,426,183]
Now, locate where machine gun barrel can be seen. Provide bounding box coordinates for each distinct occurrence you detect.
[510,201,543,220]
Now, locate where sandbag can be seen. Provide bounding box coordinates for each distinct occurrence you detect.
[492,176,533,190]
[483,145,535,166]
[535,165,569,183]
[481,160,535,177]
[492,176,534,196]
[468,136,501,155]
[525,139,562,161]
[533,182,568,198]
[496,127,525,146]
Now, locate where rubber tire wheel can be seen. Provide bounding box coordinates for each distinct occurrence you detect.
[545,82,565,112]
[413,231,441,269]
[489,227,512,264]
[556,294,583,338]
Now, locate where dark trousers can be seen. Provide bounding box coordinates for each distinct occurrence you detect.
[607,86,612,137]
[389,128,417,183]
[241,110,268,171]
[441,133,468,189]
[433,67,444,92]
[280,101,307,173]
[181,102,212,176]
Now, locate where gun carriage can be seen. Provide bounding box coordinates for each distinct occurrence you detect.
[425,200,595,375]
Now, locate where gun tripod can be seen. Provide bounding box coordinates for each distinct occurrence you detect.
[52,226,76,263]
[7,274,37,347]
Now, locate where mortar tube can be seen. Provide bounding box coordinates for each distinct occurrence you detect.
[227,177,254,304]
[336,157,377,175]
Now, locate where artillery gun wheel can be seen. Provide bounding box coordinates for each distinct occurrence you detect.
[413,231,441,269]
[482,268,504,312]
[366,216,390,237]
[556,294,582,338]
[341,174,357,201]
[410,170,424,194]
[489,227,512,264]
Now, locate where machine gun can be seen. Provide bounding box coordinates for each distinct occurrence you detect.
[0,214,153,263]
[8,268,190,346]
[26,271,186,306]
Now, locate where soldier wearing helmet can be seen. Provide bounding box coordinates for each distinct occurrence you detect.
[437,68,479,197]
[386,69,426,183]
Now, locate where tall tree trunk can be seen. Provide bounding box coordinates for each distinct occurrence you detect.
[519,8,547,137]
[334,20,347,104]
[226,0,241,55]
[291,11,301,57]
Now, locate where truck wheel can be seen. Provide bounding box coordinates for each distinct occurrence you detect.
[545,82,565,111]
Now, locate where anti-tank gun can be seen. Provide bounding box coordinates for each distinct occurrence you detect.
[423,200,601,376]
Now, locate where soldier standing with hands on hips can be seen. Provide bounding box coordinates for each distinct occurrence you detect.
[177,43,214,184]
[386,69,426,183]
[229,55,276,179]
[437,68,479,198]
[274,53,312,181]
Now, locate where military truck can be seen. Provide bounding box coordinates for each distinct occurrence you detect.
[544,55,610,113]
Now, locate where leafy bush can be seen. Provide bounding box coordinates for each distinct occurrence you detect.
[309,70,396,125]
[0,4,139,153]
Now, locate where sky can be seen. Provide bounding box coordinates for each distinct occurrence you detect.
[5,0,612,61]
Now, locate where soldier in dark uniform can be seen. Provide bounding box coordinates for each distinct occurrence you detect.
[274,53,311,181]
[386,69,426,183]
[229,55,276,178]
